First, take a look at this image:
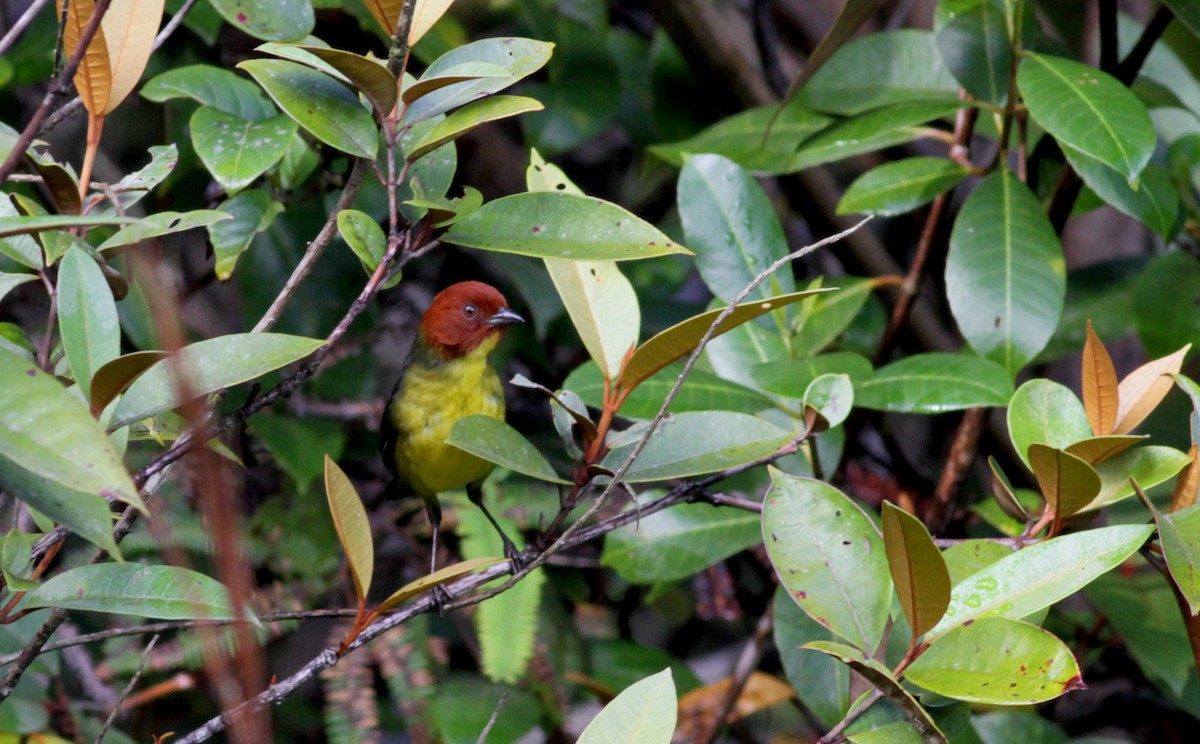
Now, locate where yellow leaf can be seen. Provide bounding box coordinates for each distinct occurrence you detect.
[1081,320,1118,435]
[64,0,113,116]
[1113,345,1192,434]
[324,455,374,604]
[375,556,505,612]
[676,672,794,739]
[100,0,164,114]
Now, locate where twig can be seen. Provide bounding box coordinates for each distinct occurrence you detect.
[819,689,883,744]
[252,158,370,333]
[695,608,775,744]
[926,407,986,530]
[475,690,509,744]
[94,634,159,744]
[0,0,53,55]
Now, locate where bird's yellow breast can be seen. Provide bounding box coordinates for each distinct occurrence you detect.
[387,334,504,496]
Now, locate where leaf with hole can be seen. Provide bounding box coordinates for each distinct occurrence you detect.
[97,210,231,252]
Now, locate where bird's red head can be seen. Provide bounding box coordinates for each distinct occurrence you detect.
[419,281,523,359]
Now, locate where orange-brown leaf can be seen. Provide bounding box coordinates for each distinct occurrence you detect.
[64,0,112,115]
[1028,443,1101,521]
[1113,345,1192,435]
[1081,320,1118,435]
[881,501,950,638]
[675,672,794,740]
[1172,444,1200,512]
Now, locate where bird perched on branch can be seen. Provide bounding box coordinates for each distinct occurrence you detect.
[380,281,525,572]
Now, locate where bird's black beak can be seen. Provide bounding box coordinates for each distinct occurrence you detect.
[487,306,524,327]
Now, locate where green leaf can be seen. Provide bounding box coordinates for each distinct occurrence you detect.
[23,563,252,621]
[96,210,232,252]
[106,144,179,212]
[751,352,873,399]
[209,0,313,42]
[648,101,833,174]
[527,151,641,381]
[252,411,344,492]
[404,38,554,124]
[792,278,881,357]
[577,669,677,744]
[804,373,854,429]
[109,333,325,430]
[945,169,1065,376]
[927,524,1155,641]
[2,529,38,591]
[190,108,297,192]
[882,502,950,639]
[564,361,773,419]
[620,289,832,391]
[1007,379,1092,471]
[209,189,283,280]
[601,501,761,584]
[855,353,1014,413]
[793,101,961,170]
[277,134,318,189]
[1027,444,1100,521]
[337,209,386,273]
[293,46,396,116]
[677,154,795,304]
[0,273,35,304]
[140,64,277,119]
[0,347,144,554]
[239,59,378,159]
[1156,502,1200,615]
[800,30,960,115]
[408,95,543,162]
[446,414,570,484]
[764,470,892,653]
[777,0,883,112]
[1086,445,1190,511]
[838,157,969,216]
[1018,53,1156,182]
[1133,251,1200,358]
[774,585,851,728]
[323,455,373,603]
[935,1,1012,104]
[906,617,1083,704]
[443,191,691,260]
[602,412,792,483]
[0,214,135,240]
[1064,148,1178,239]
[57,245,119,397]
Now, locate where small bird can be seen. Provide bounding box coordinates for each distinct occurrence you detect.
[380,281,525,571]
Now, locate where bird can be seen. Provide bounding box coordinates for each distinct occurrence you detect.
[380,281,526,574]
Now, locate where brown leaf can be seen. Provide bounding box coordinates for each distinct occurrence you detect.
[675,673,794,740]
[1082,320,1118,435]
[64,0,112,116]
[882,502,951,638]
[1113,345,1192,434]
[1028,443,1101,521]
[1172,444,1200,512]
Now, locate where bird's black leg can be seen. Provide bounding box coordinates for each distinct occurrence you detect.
[467,484,527,571]
[423,497,452,613]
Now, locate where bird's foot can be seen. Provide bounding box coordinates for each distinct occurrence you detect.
[428,584,453,616]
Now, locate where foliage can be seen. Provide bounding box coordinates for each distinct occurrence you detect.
[2,0,1200,742]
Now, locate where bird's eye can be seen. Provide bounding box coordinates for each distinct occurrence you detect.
[463,304,478,319]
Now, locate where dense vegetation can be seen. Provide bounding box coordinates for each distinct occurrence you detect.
[2,0,1200,742]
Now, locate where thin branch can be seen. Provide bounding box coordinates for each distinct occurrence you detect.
[93,634,159,744]
[695,608,775,744]
[0,0,53,55]
[251,158,371,333]
[475,691,509,744]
